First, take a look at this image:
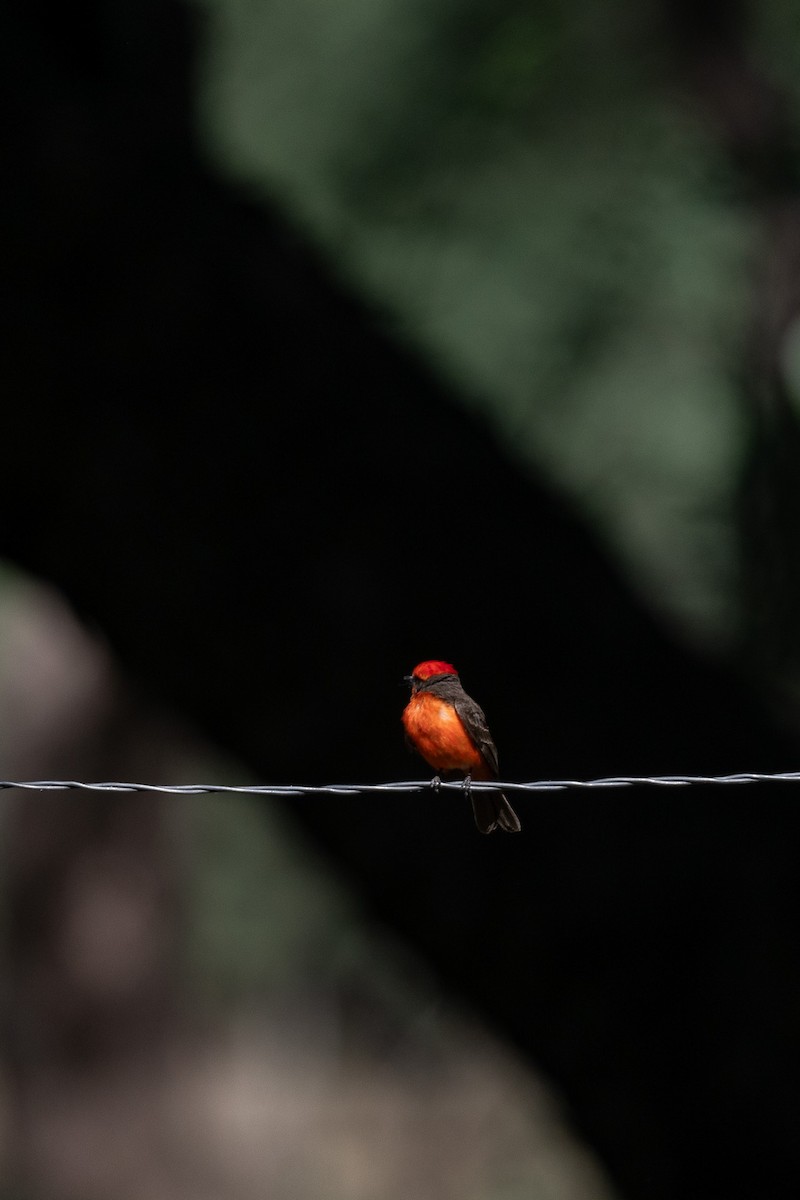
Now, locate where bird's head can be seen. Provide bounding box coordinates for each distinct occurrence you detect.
[405,660,459,692]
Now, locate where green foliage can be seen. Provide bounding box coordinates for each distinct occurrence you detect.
[182,791,356,998]
[193,0,764,644]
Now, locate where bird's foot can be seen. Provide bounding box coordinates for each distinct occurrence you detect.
[430,775,442,794]
[462,774,473,802]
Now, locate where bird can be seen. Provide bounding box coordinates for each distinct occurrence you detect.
[402,660,521,833]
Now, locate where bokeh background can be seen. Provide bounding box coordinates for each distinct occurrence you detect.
[4,0,800,1197]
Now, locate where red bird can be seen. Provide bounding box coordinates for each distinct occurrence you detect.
[402,660,521,834]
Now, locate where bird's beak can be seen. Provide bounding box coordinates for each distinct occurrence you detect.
[403,674,413,685]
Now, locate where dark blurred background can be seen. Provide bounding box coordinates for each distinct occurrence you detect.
[4,0,800,1196]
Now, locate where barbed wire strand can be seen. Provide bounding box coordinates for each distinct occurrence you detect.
[0,771,799,797]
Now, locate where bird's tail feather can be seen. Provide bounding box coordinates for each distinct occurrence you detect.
[472,791,521,834]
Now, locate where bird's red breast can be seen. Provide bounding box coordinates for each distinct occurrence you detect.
[402,691,489,777]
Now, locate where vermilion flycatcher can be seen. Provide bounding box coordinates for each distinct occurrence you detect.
[402,660,521,834]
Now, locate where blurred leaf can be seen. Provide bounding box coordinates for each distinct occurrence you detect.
[193,0,758,643]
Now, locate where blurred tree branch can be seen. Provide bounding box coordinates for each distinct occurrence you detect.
[664,0,800,685]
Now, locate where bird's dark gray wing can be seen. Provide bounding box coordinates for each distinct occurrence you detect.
[453,692,500,777]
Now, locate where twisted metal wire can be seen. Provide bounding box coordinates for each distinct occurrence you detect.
[0,771,799,797]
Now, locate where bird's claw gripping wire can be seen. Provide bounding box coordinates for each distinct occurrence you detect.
[429,775,473,802]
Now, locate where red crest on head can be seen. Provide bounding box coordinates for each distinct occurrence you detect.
[411,660,458,680]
